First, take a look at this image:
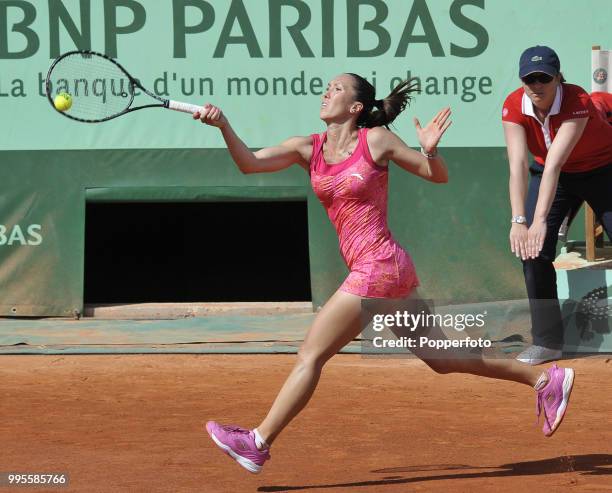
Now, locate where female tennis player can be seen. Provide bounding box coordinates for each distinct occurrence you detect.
[503,46,612,365]
[195,73,575,474]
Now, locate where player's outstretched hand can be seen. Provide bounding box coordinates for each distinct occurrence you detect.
[413,107,452,155]
[193,104,228,129]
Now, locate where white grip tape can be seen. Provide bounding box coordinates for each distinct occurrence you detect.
[168,100,206,115]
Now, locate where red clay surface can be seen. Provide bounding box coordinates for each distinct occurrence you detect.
[1,355,612,492]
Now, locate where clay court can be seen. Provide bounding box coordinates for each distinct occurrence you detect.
[2,354,611,492]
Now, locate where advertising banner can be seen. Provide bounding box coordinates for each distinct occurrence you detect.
[1,0,609,150]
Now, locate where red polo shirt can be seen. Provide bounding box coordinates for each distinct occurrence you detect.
[590,91,612,125]
[502,83,612,172]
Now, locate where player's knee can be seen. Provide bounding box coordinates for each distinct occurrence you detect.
[296,347,328,371]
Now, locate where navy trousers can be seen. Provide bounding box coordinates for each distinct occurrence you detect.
[523,162,612,349]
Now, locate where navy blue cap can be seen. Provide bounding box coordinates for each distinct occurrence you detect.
[519,46,560,78]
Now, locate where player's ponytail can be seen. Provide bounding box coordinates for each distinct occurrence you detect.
[347,73,419,128]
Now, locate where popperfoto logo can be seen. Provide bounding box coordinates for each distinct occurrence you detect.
[593,68,608,85]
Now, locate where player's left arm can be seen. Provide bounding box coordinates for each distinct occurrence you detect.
[528,117,588,257]
[367,107,452,183]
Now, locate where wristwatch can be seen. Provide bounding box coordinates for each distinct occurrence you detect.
[511,215,527,224]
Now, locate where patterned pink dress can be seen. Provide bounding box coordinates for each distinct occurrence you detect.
[310,128,419,299]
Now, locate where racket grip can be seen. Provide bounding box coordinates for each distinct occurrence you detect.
[168,100,206,115]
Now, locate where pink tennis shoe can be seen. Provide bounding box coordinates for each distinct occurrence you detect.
[205,421,270,474]
[536,364,575,437]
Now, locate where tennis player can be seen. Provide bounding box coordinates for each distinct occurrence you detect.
[503,46,612,365]
[195,73,575,474]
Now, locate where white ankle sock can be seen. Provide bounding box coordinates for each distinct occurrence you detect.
[534,371,549,391]
[253,428,269,450]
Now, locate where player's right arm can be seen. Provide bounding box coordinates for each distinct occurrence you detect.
[194,104,312,174]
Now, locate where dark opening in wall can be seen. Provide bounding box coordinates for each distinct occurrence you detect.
[84,201,311,303]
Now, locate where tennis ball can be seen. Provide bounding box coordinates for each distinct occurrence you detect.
[54,92,73,112]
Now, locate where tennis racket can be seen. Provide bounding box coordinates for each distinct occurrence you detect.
[45,50,205,123]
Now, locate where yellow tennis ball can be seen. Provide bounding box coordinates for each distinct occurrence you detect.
[54,92,72,112]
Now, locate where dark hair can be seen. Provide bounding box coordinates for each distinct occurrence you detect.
[559,72,566,83]
[347,73,419,128]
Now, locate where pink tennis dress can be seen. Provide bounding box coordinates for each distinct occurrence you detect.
[310,128,419,299]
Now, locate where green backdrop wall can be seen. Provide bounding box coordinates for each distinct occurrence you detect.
[0,147,528,316]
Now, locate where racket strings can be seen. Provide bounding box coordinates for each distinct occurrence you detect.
[47,53,134,121]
